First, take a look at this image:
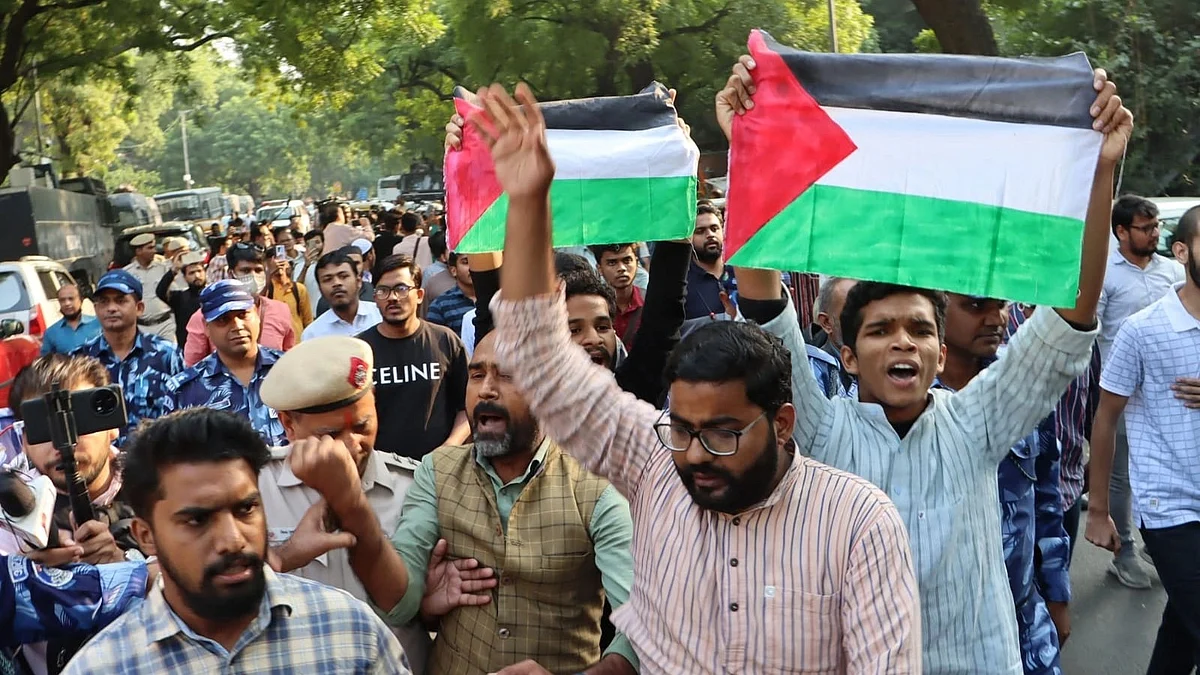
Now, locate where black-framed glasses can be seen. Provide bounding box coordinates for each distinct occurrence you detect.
[653,411,768,457]
[233,242,265,253]
[374,284,415,299]
[1128,221,1161,234]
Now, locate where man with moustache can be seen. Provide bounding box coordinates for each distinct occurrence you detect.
[808,276,857,398]
[285,329,638,675]
[683,201,737,327]
[62,408,411,674]
[183,243,296,366]
[156,250,208,347]
[166,280,287,447]
[937,294,1072,674]
[73,270,182,447]
[4,354,148,674]
[256,336,496,673]
[123,233,176,342]
[40,284,99,355]
[478,83,918,673]
[356,255,469,460]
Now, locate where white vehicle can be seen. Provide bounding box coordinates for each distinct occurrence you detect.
[378,175,402,202]
[255,200,312,233]
[1150,196,1200,255]
[0,257,95,340]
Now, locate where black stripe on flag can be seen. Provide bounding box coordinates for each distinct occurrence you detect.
[453,82,680,131]
[759,31,1097,130]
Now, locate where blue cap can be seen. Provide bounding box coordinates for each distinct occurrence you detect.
[200,280,256,322]
[95,270,143,300]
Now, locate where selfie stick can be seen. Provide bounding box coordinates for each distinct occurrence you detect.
[44,381,96,526]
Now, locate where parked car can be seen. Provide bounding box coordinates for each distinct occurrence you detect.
[0,257,96,344]
[1150,196,1200,256]
[111,222,210,268]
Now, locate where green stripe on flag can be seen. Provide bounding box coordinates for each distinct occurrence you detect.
[455,175,698,254]
[727,184,1085,306]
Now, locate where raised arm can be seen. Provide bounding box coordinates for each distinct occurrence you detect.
[479,83,663,499]
[614,239,691,404]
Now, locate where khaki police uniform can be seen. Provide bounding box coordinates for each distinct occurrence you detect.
[124,234,176,342]
[258,335,432,674]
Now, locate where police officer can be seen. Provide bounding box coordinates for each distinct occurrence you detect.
[123,233,176,342]
[258,336,432,673]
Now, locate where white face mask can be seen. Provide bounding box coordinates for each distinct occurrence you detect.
[236,272,267,294]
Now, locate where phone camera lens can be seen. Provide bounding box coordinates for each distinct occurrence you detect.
[92,389,118,416]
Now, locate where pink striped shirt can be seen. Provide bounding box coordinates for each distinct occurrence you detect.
[493,293,921,674]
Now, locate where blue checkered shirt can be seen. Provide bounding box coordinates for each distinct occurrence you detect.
[426,286,475,337]
[165,348,288,447]
[73,332,183,446]
[62,567,411,674]
[1101,282,1200,529]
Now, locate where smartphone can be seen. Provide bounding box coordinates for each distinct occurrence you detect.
[275,244,287,261]
[20,385,127,445]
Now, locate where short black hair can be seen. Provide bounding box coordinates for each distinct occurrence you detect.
[429,230,447,260]
[377,254,423,287]
[1112,194,1159,235]
[589,243,637,261]
[400,212,423,234]
[448,251,464,266]
[563,269,617,319]
[226,241,265,268]
[382,212,402,232]
[1173,205,1200,249]
[11,354,110,422]
[840,282,947,353]
[303,230,322,244]
[696,200,724,222]
[316,248,360,276]
[120,408,270,519]
[665,321,791,413]
[318,200,343,226]
[554,252,592,278]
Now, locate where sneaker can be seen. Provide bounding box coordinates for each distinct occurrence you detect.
[1108,554,1152,589]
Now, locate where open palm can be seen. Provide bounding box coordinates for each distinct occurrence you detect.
[470,83,555,200]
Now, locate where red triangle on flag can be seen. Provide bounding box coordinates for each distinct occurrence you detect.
[444,97,504,251]
[725,30,858,259]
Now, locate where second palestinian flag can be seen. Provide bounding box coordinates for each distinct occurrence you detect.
[726,30,1104,306]
[446,84,700,254]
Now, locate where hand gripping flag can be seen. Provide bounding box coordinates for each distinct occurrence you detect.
[445,83,700,254]
[726,29,1104,306]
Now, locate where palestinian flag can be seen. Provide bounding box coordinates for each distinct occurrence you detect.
[726,29,1104,306]
[445,83,700,253]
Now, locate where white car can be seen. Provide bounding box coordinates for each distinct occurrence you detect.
[0,257,95,340]
[1151,196,1200,254]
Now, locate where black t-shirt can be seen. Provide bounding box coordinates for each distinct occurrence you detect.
[357,321,468,459]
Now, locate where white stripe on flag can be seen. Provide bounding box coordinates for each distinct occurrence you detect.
[818,106,1102,220]
[546,126,699,181]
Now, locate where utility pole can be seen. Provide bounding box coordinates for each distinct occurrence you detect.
[179,110,193,189]
[827,0,839,53]
[32,67,47,161]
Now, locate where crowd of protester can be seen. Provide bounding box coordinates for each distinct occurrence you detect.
[0,55,1197,675]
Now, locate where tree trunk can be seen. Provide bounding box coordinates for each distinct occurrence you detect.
[908,0,999,55]
[626,60,656,92]
[0,102,19,182]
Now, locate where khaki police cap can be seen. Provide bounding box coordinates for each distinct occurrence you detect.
[180,251,207,268]
[129,233,155,247]
[261,336,374,414]
[162,236,188,253]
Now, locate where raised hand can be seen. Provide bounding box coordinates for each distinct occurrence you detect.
[420,538,497,619]
[714,55,757,142]
[468,83,555,201]
[287,435,361,511]
[1089,69,1133,164]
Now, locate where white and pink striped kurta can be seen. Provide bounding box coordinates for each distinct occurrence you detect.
[493,293,921,674]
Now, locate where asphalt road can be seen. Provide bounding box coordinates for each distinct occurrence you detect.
[1060,531,1168,675]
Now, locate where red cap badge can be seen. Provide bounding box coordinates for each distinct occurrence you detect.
[348,357,369,389]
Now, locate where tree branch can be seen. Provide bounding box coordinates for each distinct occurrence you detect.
[30,30,232,76]
[36,0,105,12]
[660,2,736,39]
[0,0,44,91]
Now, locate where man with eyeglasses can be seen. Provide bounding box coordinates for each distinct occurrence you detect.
[1096,194,1185,590]
[356,254,470,459]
